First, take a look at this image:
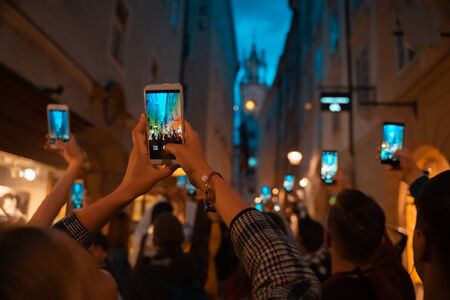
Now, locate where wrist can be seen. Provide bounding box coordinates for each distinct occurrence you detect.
[403,168,424,186]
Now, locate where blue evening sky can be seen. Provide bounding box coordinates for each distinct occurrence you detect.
[231,0,292,86]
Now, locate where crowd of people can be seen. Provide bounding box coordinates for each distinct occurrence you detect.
[0,113,449,300]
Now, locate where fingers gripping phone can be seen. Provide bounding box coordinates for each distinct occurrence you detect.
[380,122,405,166]
[321,150,338,184]
[71,180,84,210]
[144,83,184,164]
[47,104,70,147]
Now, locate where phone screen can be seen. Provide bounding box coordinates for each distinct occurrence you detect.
[48,109,69,143]
[145,90,183,161]
[380,123,404,164]
[321,151,338,184]
[71,181,84,210]
[283,175,295,192]
[261,186,271,201]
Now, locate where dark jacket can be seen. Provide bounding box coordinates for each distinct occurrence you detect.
[127,203,210,300]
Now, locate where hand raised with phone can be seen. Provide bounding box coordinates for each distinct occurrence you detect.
[164,121,213,190]
[118,114,177,199]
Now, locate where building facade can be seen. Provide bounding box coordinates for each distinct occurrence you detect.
[258,0,450,295]
[182,0,238,182]
[0,0,237,221]
[233,43,267,200]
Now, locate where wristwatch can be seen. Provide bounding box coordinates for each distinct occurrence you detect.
[201,171,223,213]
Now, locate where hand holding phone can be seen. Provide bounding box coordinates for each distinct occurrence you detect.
[144,83,184,165]
[47,104,70,148]
[283,175,295,192]
[321,150,338,184]
[71,180,84,210]
[380,122,405,166]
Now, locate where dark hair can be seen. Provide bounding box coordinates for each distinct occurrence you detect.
[151,202,173,225]
[328,189,385,264]
[0,227,85,300]
[415,170,450,277]
[91,231,109,251]
[299,217,324,253]
[153,213,184,248]
[265,212,288,235]
[107,211,130,251]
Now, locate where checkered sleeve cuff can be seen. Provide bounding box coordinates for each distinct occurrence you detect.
[230,208,321,300]
[53,214,92,248]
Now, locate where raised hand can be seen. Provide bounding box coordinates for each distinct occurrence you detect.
[118,114,177,199]
[392,149,423,185]
[164,121,213,189]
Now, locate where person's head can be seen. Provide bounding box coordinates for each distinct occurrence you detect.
[107,211,130,251]
[299,217,325,254]
[413,170,450,282]
[327,189,385,266]
[151,201,173,225]
[89,231,109,266]
[152,213,184,251]
[0,226,116,300]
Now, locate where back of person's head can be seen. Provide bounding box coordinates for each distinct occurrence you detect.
[327,189,385,265]
[265,212,289,235]
[0,226,84,300]
[153,213,184,249]
[151,201,173,225]
[299,217,324,253]
[107,211,130,251]
[415,170,450,278]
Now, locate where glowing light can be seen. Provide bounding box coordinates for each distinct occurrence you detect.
[299,177,309,188]
[272,188,279,195]
[248,157,258,168]
[304,102,312,110]
[172,168,187,177]
[233,105,239,111]
[274,204,281,212]
[245,99,256,111]
[329,103,342,112]
[24,168,36,181]
[287,151,303,165]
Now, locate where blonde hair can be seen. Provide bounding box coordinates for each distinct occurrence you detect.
[0,226,87,300]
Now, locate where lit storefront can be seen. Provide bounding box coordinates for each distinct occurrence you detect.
[0,150,63,222]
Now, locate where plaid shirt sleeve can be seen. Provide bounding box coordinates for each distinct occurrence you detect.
[230,208,321,300]
[53,214,92,248]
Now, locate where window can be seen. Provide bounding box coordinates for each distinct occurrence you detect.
[314,47,323,82]
[395,34,415,70]
[355,46,371,102]
[329,12,340,54]
[111,0,129,66]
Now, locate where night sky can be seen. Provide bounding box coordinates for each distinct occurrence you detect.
[232,0,292,86]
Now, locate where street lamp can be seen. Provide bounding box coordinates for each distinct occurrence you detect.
[287,151,303,165]
[245,99,256,112]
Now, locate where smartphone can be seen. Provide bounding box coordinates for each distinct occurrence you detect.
[47,104,70,147]
[380,122,405,165]
[261,186,272,202]
[144,83,184,164]
[321,150,338,184]
[283,175,295,192]
[70,180,84,210]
